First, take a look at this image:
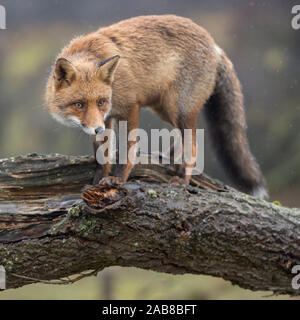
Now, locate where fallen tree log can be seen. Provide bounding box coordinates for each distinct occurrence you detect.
[0,153,299,295]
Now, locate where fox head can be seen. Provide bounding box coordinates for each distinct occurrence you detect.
[46,55,120,135]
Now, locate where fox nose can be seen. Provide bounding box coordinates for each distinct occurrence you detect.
[95,126,105,134]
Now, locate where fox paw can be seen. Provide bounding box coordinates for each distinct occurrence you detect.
[99,176,124,186]
[169,176,186,186]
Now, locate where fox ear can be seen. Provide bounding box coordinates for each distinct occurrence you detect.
[97,55,120,84]
[54,58,77,89]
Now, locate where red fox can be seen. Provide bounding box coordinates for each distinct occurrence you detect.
[45,15,267,199]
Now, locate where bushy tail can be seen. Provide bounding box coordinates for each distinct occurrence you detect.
[204,53,268,199]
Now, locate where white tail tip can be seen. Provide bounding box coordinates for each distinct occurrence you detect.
[252,186,269,200]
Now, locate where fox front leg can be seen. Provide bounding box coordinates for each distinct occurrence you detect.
[92,118,114,185]
[100,104,139,185]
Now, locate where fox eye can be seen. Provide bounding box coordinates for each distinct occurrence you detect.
[98,99,106,108]
[74,102,84,109]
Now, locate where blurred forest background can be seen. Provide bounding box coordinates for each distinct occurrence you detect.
[0,0,299,299]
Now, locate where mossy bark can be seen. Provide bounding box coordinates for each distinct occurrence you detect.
[0,154,299,295]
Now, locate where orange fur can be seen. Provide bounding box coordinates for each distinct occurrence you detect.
[45,15,267,198]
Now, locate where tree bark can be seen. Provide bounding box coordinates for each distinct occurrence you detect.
[0,153,299,295]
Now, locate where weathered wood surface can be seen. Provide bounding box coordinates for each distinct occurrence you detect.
[0,154,299,295]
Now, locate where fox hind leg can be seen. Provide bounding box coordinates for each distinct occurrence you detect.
[169,109,199,185]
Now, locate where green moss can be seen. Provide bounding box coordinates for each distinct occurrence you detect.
[148,189,158,198]
[77,215,102,236]
[272,200,282,206]
[79,224,88,232]
[67,206,81,218]
[167,190,177,197]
